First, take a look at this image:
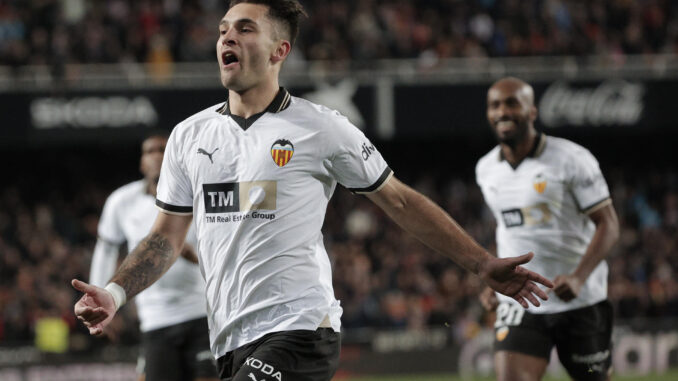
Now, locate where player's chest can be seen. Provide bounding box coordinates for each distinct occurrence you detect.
[481,161,569,212]
[185,123,320,182]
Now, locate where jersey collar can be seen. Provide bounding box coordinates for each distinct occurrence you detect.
[498,132,547,161]
[215,87,292,130]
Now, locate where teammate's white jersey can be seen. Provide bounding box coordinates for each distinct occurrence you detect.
[156,89,392,357]
[93,179,207,332]
[476,134,611,314]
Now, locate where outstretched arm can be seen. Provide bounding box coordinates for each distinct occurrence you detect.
[73,211,192,335]
[553,204,619,301]
[366,176,553,308]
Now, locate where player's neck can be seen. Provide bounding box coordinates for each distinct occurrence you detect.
[501,129,538,166]
[228,80,280,119]
[146,179,158,197]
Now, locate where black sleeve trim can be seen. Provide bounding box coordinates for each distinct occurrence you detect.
[349,167,393,194]
[581,197,612,214]
[156,199,193,214]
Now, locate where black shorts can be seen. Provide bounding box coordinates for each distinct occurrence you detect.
[142,317,217,381]
[216,328,340,381]
[493,300,613,381]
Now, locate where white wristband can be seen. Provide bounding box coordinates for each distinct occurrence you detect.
[104,282,127,311]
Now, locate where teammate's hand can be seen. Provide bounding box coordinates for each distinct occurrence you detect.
[72,279,117,336]
[479,287,499,311]
[552,274,583,302]
[479,252,554,308]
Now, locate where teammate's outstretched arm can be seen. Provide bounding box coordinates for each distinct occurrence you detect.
[366,176,553,308]
[73,212,192,335]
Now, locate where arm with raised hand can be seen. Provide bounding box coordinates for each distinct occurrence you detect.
[366,176,553,308]
[73,212,192,335]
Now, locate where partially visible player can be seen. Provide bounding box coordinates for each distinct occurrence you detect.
[89,133,218,381]
[72,2,554,381]
[476,77,620,381]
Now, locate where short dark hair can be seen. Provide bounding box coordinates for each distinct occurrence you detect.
[229,0,307,46]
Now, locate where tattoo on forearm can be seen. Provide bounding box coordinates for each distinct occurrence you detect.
[110,233,174,299]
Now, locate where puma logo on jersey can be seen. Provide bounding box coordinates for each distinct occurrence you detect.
[361,142,376,161]
[244,357,282,381]
[198,147,219,163]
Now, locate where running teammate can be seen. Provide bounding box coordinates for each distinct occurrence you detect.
[89,134,217,381]
[476,77,620,381]
[73,2,553,380]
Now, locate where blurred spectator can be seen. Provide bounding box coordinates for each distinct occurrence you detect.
[1,0,677,70]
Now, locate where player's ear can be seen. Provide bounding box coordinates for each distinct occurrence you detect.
[271,40,291,64]
[530,104,538,122]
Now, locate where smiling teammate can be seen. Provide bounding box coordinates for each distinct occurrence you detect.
[73,3,553,381]
[476,77,620,381]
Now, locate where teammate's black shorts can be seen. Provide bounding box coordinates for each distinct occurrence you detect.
[216,328,340,381]
[493,299,613,381]
[142,317,217,381]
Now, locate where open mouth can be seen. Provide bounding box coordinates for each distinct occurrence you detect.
[221,52,239,67]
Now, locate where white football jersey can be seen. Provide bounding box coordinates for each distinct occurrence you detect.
[476,134,611,314]
[95,180,207,331]
[156,89,392,357]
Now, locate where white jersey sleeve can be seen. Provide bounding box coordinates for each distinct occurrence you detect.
[156,128,193,214]
[566,147,611,214]
[90,190,126,287]
[326,116,392,193]
[89,239,120,287]
[97,191,125,244]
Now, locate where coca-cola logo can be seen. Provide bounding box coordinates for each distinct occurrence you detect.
[539,81,644,128]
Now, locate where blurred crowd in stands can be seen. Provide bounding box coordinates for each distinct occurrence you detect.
[0,157,676,349]
[0,0,677,69]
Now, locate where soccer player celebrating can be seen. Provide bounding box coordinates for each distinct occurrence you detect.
[88,133,218,381]
[476,77,620,381]
[73,2,553,380]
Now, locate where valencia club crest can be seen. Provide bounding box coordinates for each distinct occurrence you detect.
[271,139,294,167]
[533,173,547,194]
